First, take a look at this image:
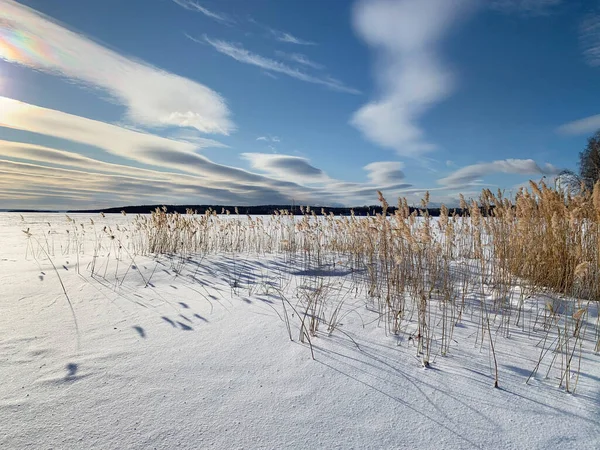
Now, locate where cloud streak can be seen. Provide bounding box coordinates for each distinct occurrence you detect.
[256,135,280,143]
[1,97,428,208]
[438,159,561,187]
[350,0,474,156]
[0,97,473,208]
[195,35,360,94]
[0,0,233,134]
[489,0,562,16]
[557,114,600,136]
[0,116,561,209]
[275,51,324,70]
[0,96,309,198]
[247,17,317,45]
[581,13,600,67]
[0,159,294,209]
[273,31,316,46]
[172,0,234,24]
[364,161,405,185]
[242,153,327,183]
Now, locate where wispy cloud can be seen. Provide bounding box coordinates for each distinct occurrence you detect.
[242,153,328,183]
[316,161,411,203]
[317,180,413,206]
[247,17,317,45]
[581,13,600,67]
[0,107,468,208]
[0,97,308,201]
[256,135,280,143]
[0,0,233,134]
[171,0,235,24]
[262,71,279,80]
[272,30,316,46]
[350,0,475,157]
[249,17,317,47]
[489,0,562,16]
[194,35,360,94]
[0,140,187,181]
[438,159,560,187]
[275,51,324,70]
[0,158,294,209]
[557,114,600,135]
[0,105,484,208]
[1,97,423,208]
[166,129,230,147]
[242,153,417,204]
[0,96,208,165]
[364,161,405,185]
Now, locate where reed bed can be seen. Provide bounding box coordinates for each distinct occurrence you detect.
[23,181,600,392]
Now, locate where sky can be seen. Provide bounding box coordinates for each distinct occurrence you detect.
[0,0,599,210]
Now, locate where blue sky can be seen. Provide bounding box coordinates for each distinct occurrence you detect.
[0,0,599,209]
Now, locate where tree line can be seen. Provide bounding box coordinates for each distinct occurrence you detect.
[561,129,600,191]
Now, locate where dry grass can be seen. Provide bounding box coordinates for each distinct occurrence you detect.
[23,181,600,392]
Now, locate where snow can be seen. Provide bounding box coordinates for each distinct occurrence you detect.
[1,213,599,449]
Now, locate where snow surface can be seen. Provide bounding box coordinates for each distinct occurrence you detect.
[1,213,599,449]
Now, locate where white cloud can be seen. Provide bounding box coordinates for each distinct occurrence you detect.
[364,161,405,185]
[0,0,233,134]
[350,0,475,156]
[0,140,200,184]
[1,98,419,208]
[270,30,316,46]
[490,0,562,16]
[0,96,311,200]
[261,71,279,80]
[241,153,328,183]
[196,35,360,94]
[557,114,600,135]
[0,153,282,204]
[0,130,475,207]
[0,96,204,165]
[242,153,417,204]
[581,13,600,67]
[256,135,280,143]
[0,159,295,208]
[438,159,561,187]
[316,181,413,206]
[0,97,464,209]
[166,128,230,147]
[172,0,234,24]
[247,17,317,46]
[275,51,324,70]
[314,161,412,204]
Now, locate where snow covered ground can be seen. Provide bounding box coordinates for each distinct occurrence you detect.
[1,213,599,449]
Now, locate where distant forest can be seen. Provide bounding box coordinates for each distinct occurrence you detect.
[60,204,461,217]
